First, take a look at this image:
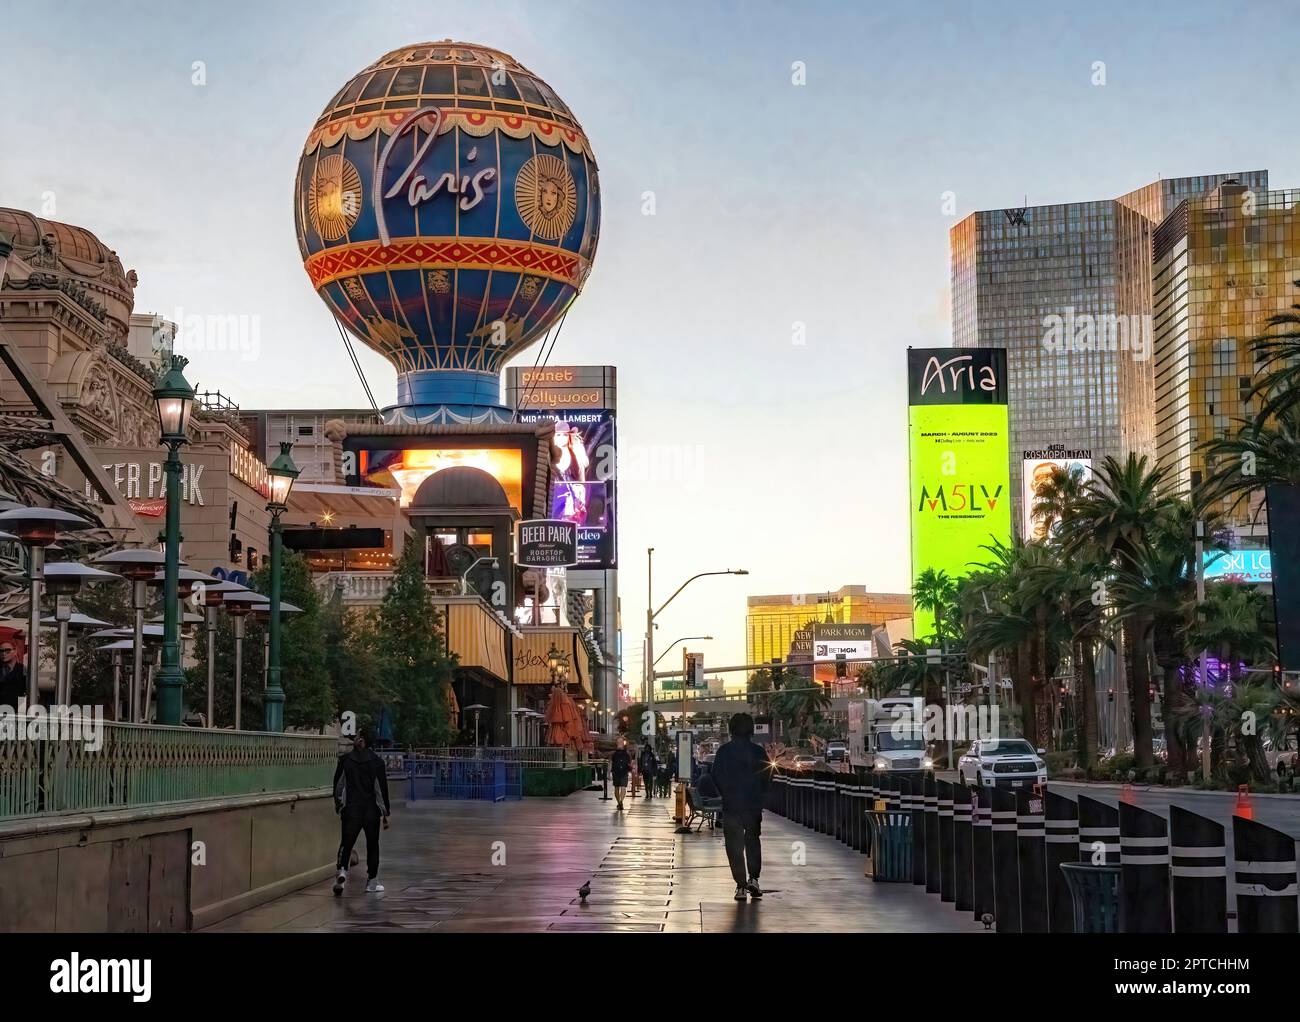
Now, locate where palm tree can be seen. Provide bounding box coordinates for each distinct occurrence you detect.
[1170,679,1279,786]
[1245,283,1300,422]
[914,568,959,643]
[1061,454,1184,769]
[1190,583,1275,684]
[1198,405,1300,519]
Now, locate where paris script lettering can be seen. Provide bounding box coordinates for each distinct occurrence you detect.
[374,107,498,246]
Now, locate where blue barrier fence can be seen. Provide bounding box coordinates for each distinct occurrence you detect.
[406,757,523,802]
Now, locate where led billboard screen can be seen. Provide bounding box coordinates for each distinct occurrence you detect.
[908,348,1012,638]
[1021,446,1092,542]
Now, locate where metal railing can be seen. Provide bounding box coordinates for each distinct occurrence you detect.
[407,745,587,766]
[0,719,338,820]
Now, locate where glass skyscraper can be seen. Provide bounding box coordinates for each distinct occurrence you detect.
[1152,180,1300,537]
[951,171,1269,528]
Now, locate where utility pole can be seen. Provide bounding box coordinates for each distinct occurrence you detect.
[646,547,655,729]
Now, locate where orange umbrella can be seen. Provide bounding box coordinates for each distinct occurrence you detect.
[544,685,574,747]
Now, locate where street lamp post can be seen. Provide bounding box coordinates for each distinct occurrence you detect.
[152,355,196,726]
[643,549,745,735]
[264,442,301,733]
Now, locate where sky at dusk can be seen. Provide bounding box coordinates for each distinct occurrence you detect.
[4,0,1299,679]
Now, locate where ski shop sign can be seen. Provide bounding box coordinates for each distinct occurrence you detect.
[516,519,578,567]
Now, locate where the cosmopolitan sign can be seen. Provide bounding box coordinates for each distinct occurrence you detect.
[908,348,1011,638]
[375,107,496,246]
[516,519,577,567]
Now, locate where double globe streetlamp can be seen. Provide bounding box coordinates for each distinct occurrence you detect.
[151,354,196,726]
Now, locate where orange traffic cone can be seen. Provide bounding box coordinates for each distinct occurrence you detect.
[1120,783,1136,805]
[1234,785,1253,820]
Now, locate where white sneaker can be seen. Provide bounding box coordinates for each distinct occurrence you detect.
[366,880,385,893]
[332,870,346,896]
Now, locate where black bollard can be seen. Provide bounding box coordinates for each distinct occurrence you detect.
[991,787,1021,932]
[1044,790,1079,933]
[910,776,927,886]
[1169,805,1226,933]
[1119,801,1172,933]
[972,785,994,921]
[853,775,868,852]
[954,783,974,912]
[1015,788,1048,933]
[1077,794,1120,865]
[924,772,941,894]
[938,779,956,903]
[1232,815,1299,934]
[812,771,825,834]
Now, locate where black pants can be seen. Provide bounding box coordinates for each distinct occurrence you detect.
[337,808,381,878]
[722,807,762,885]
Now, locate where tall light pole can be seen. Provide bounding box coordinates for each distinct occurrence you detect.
[644,550,746,737]
[264,442,301,733]
[152,355,196,726]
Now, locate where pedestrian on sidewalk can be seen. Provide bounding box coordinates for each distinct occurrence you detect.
[638,741,659,800]
[332,730,391,895]
[658,753,674,797]
[611,738,631,810]
[711,713,772,901]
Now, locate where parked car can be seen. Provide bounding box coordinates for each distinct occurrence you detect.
[792,754,819,771]
[957,738,1047,789]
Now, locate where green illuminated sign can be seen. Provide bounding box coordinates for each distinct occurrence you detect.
[907,349,1012,639]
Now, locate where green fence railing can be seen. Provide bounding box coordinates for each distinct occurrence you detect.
[0,718,338,820]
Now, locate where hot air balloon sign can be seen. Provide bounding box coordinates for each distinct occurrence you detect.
[295,42,601,423]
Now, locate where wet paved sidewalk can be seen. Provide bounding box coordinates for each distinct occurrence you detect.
[203,788,988,933]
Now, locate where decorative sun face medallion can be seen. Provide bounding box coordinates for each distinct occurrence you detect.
[515,154,577,241]
[308,154,363,241]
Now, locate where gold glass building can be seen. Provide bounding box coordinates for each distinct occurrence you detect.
[951,172,1269,528]
[745,586,911,666]
[1152,181,1300,536]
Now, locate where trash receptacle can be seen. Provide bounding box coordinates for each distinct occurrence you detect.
[868,810,913,882]
[1060,862,1123,933]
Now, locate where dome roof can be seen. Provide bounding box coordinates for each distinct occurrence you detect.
[0,208,135,337]
[411,466,511,509]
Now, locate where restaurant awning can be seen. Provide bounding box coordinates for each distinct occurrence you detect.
[432,596,511,683]
[287,482,400,520]
[512,627,591,697]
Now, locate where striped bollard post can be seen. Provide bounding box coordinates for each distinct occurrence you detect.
[910,776,927,886]
[1044,790,1079,933]
[838,776,850,844]
[953,783,974,911]
[1077,794,1120,865]
[972,785,994,921]
[1169,805,1227,933]
[812,770,826,834]
[893,777,909,858]
[1232,815,1299,933]
[924,772,941,894]
[938,779,956,903]
[1119,801,1171,932]
[991,787,1021,932]
[1015,788,1048,933]
[854,775,869,852]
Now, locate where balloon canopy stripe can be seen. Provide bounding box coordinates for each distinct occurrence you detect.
[304,238,586,290]
[303,107,594,159]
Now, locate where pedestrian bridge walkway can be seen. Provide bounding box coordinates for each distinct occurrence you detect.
[203,787,987,933]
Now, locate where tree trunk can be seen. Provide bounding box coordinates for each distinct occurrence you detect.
[1034,607,1050,749]
[1078,639,1099,769]
[1016,641,1035,743]
[1243,734,1272,787]
[1162,662,1186,783]
[1128,621,1155,769]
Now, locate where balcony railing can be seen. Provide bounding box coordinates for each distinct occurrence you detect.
[0,719,338,820]
[315,570,463,606]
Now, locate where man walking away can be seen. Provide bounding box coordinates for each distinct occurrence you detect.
[638,741,659,800]
[610,739,631,810]
[333,730,391,895]
[711,713,772,901]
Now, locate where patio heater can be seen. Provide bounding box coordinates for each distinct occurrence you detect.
[222,590,268,729]
[90,628,133,719]
[195,579,248,726]
[465,703,489,748]
[43,562,121,705]
[93,549,167,721]
[0,506,93,706]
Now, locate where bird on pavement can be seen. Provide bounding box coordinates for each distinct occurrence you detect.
[578,881,591,904]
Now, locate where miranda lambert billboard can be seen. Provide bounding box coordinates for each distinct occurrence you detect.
[907,348,1012,638]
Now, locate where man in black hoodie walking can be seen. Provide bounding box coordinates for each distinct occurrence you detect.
[711,712,772,901]
[333,730,391,895]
